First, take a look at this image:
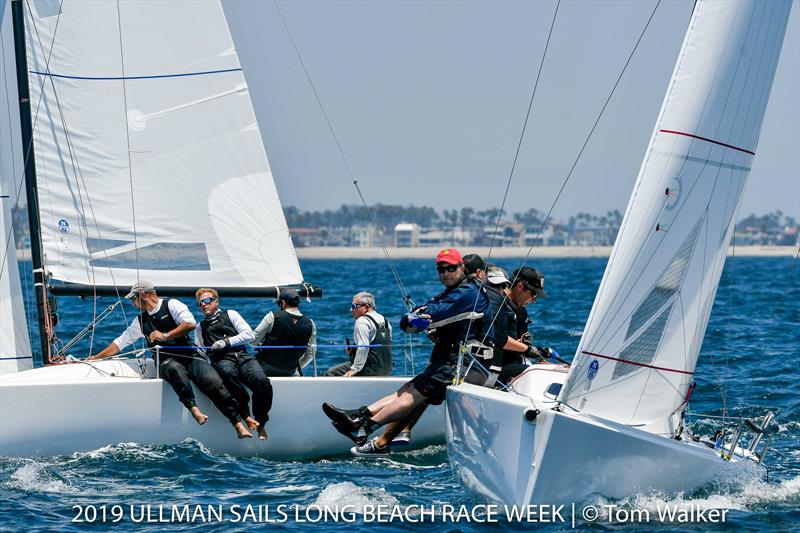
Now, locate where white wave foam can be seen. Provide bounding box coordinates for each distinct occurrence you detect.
[9,463,76,494]
[263,484,317,495]
[312,482,399,513]
[73,441,166,461]
[591,475,800,514]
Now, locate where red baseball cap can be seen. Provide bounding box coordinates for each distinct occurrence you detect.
[435,248,463,265]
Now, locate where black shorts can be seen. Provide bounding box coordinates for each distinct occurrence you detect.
[411,363,456,406]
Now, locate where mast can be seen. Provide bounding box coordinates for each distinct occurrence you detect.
[10,0,50,364]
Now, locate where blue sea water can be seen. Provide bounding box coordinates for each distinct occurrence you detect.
[1,256,798,532]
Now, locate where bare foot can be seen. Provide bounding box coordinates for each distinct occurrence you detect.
[258,426,268,440]
[190,406,209,425]
[245,416,259,430]
[235,421,252,439]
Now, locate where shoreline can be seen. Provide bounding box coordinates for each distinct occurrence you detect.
[294,245,797,259]
[14,245,796,263]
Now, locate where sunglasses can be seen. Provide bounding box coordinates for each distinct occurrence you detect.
[436,264,460,274]
[350,302,366,310]
[198,297,217,306]
[130,294,140,303]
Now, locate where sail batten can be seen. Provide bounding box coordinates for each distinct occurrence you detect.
[558,0,792,431]
[24,0,302,289]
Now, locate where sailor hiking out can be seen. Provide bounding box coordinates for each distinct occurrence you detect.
[322,247,488,457]
[195,288,272,440]
[88,281,252,439]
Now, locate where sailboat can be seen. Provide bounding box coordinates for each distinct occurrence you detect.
[0,0,443,458]
[445,0,791,505]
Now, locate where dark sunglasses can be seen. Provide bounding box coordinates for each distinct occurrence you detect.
[130,294,140,303]
[350,302,366,310]
[436,264,460,274]
[198,297,217,306]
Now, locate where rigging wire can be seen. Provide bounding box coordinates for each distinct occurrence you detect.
[22,0,132,354]
[461,0,560,349]
[272,0,414,308]
[486,0,560,259]
[272,0,418,370]
[464,0,664,356]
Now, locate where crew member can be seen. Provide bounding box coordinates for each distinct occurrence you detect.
[324,291,392,377]
[195,288,272,440]
[252,288,317,376]
[88,281,251,439]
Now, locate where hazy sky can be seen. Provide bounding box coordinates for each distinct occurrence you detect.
[225,0,798,220]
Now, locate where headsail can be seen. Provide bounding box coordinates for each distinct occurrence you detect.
[23,0,301,291]
[1,0,33,374]
[558,0,792,432]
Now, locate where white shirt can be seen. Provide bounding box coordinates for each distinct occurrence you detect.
[351,310,392,373]
[194,309,255,348]
[113,298,195,350]
[252,309,317,369]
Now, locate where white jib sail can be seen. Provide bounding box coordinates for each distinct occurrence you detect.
[558,0,792,431]
[23,0,301,289]
[1,0,33,374]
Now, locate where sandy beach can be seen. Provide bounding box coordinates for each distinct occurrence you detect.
[294,245,798,259]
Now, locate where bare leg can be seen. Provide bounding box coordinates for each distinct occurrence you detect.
[370,387,425,426]
[189,406,209,425]
[375,404,428,448]
[367,382,414,416]
[245,416,259,430]
[234,420,253,439]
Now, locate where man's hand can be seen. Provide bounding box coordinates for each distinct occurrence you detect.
[210,339,229,353]
[519,332,533,345]
[148,330,167,343]
[344,370,355,377]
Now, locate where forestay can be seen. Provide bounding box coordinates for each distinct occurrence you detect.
[23,0,301,289]
[559,0,791,431]
[0,0,33,374]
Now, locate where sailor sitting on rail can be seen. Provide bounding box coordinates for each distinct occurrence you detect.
[88,281,251,439]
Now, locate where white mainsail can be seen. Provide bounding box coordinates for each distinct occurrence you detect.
[1,0,33,375]
[23,0,301,290]
[559,0,792,432]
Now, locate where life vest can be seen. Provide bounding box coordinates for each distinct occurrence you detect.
[352,314,392,376]
[137,299,193,360]
[256,310,313,371]
[200,309,246,359]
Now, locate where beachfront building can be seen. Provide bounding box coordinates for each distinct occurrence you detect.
[394,223,420,247]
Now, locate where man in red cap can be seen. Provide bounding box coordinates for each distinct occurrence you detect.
[322,247,489,457]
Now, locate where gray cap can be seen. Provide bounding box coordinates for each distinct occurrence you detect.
[486,266,510,286]
[125,280,155,299]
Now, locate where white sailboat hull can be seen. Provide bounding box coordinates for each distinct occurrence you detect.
[446,382,763,506]
[0,360,443,458]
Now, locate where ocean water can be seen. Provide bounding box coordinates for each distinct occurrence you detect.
[2,256,798,531]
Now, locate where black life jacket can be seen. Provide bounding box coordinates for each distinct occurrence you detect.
[137,299,193,360]
[256,310,313,371]
[351,313,392,376]
[200,309,246,359]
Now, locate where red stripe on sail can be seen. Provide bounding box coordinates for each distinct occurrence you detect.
[659,129,755,156]
[582,351,695,375]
